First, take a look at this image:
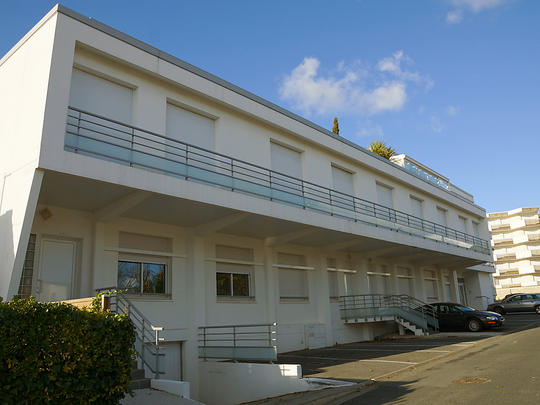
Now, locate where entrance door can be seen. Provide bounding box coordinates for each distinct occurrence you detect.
[37,238,77,301]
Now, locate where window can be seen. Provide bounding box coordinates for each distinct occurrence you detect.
[69,69,133,123]
[436,207,448,227]
[278,253,308,300]
[424,270,439,302]
[332,166,354,195]
[344,273,355,295]
[166,103,215,151]
[472,221,480,238]
[410,196,423,219]
[216,270,250,297]
[458,216,467,233]
[215,245,254,298]
[271,142,302,178]
[328,271,339,300]
[118,260,167,294]
[397,266,414,296]
[376,183,393,208]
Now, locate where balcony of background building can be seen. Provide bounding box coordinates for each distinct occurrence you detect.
[63,106,490,256]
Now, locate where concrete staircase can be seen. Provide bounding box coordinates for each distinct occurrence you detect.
[395,316,429,336]
[130,361,151,390]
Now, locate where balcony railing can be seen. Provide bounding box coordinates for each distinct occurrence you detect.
[65,106,490,254]
[198,323,277,362]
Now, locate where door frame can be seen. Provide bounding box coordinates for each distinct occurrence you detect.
[34,235,82,300]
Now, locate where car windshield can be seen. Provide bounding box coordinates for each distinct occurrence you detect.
[456,305,475,312]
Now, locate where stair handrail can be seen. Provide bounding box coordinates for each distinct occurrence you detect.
[96,287,165,379]
[339,293,439,333]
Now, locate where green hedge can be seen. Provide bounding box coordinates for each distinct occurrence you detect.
[0,297,135,405]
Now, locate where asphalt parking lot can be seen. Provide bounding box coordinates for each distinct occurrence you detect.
[277,313,540,382]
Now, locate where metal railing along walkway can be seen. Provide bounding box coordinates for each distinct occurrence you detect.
[198,323,277,362]
[97,288,165,378]
[65,107,490,255]
[339,294,439,333]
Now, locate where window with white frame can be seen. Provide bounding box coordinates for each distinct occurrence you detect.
[397,266,414,296]
[424,269,439,302]
[410,196,423,219]
[458,216,468,234]
[271,142,302,178]
[215,245,254,298]
[472,221,480,238]
[376,183,394,209]
[118,255,168,295]
[436,207,448,227]
[278,253,309,300]
[367,264,390,295]
[344,273,355,295]
[117,232,172,295]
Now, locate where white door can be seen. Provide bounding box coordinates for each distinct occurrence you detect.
[37,239,76,302]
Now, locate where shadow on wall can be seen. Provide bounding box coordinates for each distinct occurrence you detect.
[0,210,15,300]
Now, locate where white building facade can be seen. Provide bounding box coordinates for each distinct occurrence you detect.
[489,207,540,299]
[0,5,494,402]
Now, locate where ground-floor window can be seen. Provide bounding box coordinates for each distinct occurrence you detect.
[118,256,168,294]
[424,270,439,302]
[215,245,254,298]
[279,268,308,300]
[328,270,339,300]
[397,266,414,296]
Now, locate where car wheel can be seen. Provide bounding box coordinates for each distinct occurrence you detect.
[468,318,482,332]
[535,306,540,314]
[493,306,505,315]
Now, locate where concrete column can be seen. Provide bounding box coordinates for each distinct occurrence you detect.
[312,250,332,346]
[184,234,206,400]
[389,263,399,295]
[436,267,446,301]
[263,246,277,323]
[450,270,459,302]
[355,257,370,294]
[91,221,105,293]
[413,266,427,302]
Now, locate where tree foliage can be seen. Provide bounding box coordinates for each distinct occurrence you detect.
[368,140,396,159]
[332,117,339,135]
[0,297,135,405]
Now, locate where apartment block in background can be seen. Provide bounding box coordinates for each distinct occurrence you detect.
[489,207,540,299]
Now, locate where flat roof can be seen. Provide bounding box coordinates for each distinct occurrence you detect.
[52,4,483,210]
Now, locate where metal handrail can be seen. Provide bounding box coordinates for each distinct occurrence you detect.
[97,288,165,378]
[65,106,490,254]
[339,294,439,333]
[198,323,277,361]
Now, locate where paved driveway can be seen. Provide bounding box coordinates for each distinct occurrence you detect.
[277,313,540,382]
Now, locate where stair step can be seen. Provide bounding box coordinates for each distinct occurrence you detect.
[130,368,146,380]
[129,378,151,390]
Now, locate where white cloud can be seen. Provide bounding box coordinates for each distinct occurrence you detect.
[446,0,507,24]
[446,10,463,23]
[445,105,459,116]
[279,52,429,117]
[356,123,384,138]
[429,115,444,133]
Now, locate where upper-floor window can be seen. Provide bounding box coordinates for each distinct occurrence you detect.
[458,216,468,233]
[271,142,302,178]
[215,245,254,298]
[376,183,393,209]
[69,68,133,123]
[332,165,354,196]
[410,196,423,219]
[166,103,215,151]
[436,207,448,227]
[472,221,480,238]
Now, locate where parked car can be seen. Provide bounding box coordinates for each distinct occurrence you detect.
[430,302,505,332]
[487,293,540,314]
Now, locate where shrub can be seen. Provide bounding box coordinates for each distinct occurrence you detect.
[368,140,396,159]
[0,297,135,405]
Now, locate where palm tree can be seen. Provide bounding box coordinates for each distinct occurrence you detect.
[368,140,396,159]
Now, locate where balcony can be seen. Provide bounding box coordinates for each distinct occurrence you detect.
[64,107,490,255]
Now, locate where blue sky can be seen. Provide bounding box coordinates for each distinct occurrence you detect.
[1,0,539,213]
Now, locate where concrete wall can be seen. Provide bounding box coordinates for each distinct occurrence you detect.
[0,10,59,299]
[198,362,310,405]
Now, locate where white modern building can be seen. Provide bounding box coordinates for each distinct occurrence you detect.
[0,5,495,403]
[489,207,540,299]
